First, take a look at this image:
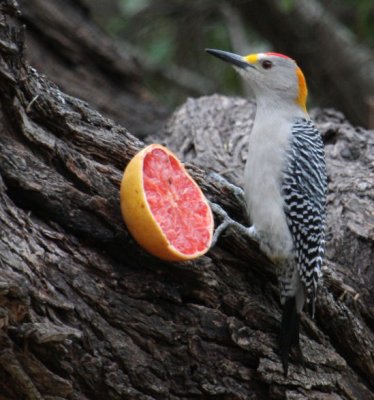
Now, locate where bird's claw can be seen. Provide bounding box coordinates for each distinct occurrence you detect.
[210,202,258,247]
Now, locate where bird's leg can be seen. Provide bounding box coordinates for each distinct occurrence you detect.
[210,202,258,247]
[247,225,259,241]
[208,172,259,247]
[208,172,246,206]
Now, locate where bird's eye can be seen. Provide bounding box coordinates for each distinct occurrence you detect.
[261,60,273,69]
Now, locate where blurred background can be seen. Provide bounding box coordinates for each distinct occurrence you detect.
[87,0,374,127]
[19,0,374,132]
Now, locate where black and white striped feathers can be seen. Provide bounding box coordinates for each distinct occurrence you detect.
[281,118,327,315]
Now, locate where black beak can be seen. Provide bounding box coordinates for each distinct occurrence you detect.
[205,48,249,69]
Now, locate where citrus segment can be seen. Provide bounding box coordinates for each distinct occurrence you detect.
[120,144,214,261]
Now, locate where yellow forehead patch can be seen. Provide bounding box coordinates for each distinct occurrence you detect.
[244,54,258,64]
[296,67,307,112]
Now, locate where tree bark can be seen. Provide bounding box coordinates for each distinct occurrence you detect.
[17,0,169,139]
[0,2,373,400]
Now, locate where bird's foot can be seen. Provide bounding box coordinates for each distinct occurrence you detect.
[210,202,258,247]
[208,172,259,247]
[247,225,259,241]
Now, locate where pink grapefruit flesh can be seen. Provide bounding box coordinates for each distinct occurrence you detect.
[120,144,214,261]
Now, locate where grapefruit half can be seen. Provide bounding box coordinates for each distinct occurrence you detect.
[120,144,214,261]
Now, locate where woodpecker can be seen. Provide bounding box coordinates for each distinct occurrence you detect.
[206,48,327,375]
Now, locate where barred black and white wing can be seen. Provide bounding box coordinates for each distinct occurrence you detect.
[282,118,327,313]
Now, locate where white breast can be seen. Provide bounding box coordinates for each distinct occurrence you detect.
[243,113,294,261]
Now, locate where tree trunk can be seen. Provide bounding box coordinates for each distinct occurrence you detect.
[0,2,373,400]
[18,0,169,139]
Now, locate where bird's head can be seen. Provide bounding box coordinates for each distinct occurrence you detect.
[206,49,307,112]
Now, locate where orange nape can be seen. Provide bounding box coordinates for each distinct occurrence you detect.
[296,67,308,112]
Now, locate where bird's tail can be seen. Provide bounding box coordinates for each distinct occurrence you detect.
[280,296,303,376]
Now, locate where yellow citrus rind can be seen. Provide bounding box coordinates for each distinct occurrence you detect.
[120,144,213,261]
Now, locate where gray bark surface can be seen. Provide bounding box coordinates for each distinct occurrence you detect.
[18,0,169,139]
[0,2,373,399]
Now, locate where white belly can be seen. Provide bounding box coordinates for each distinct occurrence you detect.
[243,125,294,261]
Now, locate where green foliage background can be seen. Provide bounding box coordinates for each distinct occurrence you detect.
[93,0,374,108]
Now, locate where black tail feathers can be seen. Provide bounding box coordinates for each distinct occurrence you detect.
[280,297,304,377]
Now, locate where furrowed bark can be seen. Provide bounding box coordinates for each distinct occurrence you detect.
[0,2,373,399]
